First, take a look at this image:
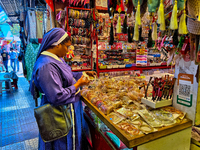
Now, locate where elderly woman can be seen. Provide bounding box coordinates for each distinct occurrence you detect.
[30,28,96,150]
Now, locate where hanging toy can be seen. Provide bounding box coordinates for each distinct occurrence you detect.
[122,10,128,33]
[178,0,188,34]
[135,0,141,26]
[152,22,158,41]
[117,7,122,33]
[169,0,178,30]
[157,0,165,31]
[133,23,139,41]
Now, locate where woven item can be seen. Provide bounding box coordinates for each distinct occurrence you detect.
[187,18,200,35]
[187,0,200,35]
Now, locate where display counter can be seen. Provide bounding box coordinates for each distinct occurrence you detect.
[81,96,192,149]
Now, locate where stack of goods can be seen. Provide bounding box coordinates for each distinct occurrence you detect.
[68,9,91,46]
[67,8,92,70]
[81,76,186,137]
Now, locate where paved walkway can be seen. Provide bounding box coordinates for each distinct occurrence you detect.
[0,72,40,149]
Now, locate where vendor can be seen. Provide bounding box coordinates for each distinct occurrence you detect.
[30,28,96,150]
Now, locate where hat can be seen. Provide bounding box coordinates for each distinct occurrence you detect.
[187,0,200,35]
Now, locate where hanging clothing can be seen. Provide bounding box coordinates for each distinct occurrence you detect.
[27,10,37,39]
[44,11,51,33]
[36,11,44,39]
[25,42,41,81]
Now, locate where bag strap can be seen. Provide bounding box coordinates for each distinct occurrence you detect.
[32,80,40,107]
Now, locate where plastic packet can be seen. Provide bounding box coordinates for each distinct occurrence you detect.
[117,121,143,136]
[129,119,157,134]
[115,107,140,120]
[107,112,126,124]
[150,110,176,126]
[138,109,163,128]
[99,104,114,115]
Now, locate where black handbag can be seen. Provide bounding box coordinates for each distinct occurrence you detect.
[34,103,73,142]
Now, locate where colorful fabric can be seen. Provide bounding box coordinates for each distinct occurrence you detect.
[35,28,67,59]
[36,11,44,39]
[25,43,40,81]
[27,10,37,39]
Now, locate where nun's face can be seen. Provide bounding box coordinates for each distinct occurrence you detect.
[57,40,71,57]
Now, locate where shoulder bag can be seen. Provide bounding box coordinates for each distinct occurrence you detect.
[33,79,73,142]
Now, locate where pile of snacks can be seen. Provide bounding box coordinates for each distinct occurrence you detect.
[81,77,186,136]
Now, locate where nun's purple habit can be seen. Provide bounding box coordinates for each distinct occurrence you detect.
[30,28,88,150]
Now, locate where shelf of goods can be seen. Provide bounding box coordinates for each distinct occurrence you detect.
[81,76,192,149]
[96,39,173,76]
[66,7,93,72]
[81,96,192,148]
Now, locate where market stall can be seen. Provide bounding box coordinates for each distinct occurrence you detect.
[80,75,193,149]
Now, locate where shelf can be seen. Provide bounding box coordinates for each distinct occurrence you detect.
[68,7,91,10]
[72,68,92,72]
[81,97,192,148]
[98,65,174,73]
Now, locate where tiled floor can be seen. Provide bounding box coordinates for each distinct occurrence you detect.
[0,73,40,150]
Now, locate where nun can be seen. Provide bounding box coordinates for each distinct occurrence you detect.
[30,28,96,150]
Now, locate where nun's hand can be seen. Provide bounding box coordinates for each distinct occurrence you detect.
[85,71,97,77]
[74,75,90,89]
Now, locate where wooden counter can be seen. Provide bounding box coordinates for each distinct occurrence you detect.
[81,96,193,148]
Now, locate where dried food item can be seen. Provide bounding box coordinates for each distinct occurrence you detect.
[83,71,96,80]
[151,109,176,126]
[117,121,142,136]
[138,109,163,128]
[115,107,140,120]
[113,100,123,109]
[161,106,185,120]
[125,103,139,110]
[99,104,114,115]
[107,112,126,124]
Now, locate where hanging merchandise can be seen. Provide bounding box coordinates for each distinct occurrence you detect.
[128,26,134,43]
[122,12,128,33]
[173,29,179,46]
[178,0,188,35]
[116,8,122,33]
[148,0,160,13]
[157,0,165,31]
[109,22,114,45]
[135,0,141,26]
[139,27,144,41]
[27,10,37,39]
[133,23,139,41]
[56,10,66,30]
[46,0,54,12]
[152,23,158,41]
[25,39,41,81]
[125,0,134,15]
[147,28,153,48]
[177,0,185,10]
[187,0,200,35]
[36,11,44,39]
[180,36,190,55]
[169,0,178,30]
[107,0,117,17]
